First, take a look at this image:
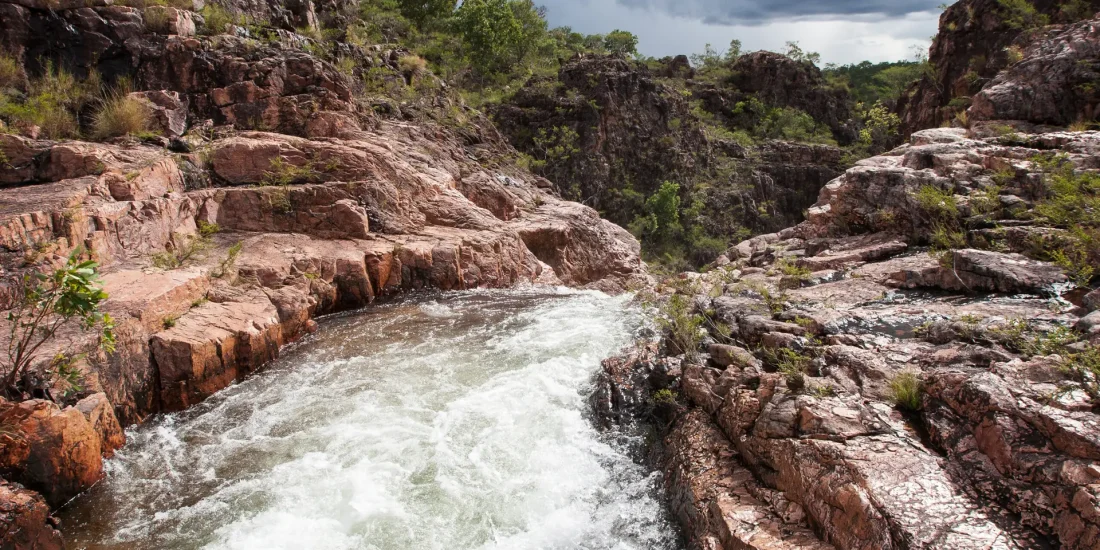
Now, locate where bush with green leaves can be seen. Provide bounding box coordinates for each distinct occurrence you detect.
[997,0,1049,30]
[603,30,638,57]
[454,0,546,77]
[1028,153,1100,286]
[657,294,704,356]
[0,62,99,139]
[629,181,683,244]
[4,254,115,398]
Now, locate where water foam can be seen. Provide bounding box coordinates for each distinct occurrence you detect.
[61,289,682,550]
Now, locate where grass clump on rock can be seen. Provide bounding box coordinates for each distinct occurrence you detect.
[888,371,923,411]
[92,92,152,139]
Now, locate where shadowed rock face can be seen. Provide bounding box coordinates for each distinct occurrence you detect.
[492,54,849,247]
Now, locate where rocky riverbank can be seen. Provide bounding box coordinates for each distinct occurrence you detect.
[595,126,1100,549]
[0,0,649,542]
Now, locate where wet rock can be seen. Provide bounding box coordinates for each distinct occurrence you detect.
[73,392,125,458]
[3,400,104,506]
[0,480,62,550]
[150,296,285,411]
[590,343,678,428]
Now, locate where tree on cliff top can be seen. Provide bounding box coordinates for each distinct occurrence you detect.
[455,0,547,76]
[3,253,114,400]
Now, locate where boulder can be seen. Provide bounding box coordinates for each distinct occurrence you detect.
[5,400,104,506]
[0,481,62,550]
[129,90,190,137]
[708,344,760,370]
[1084,288,1100,312]
[74,393,126,457]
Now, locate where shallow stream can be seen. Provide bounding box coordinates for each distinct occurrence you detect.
[60,289,681,550]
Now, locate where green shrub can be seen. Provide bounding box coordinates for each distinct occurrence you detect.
[657,294,704,356]
[914,184,959,222]
[0,62,96,139]
[766,348,810,391]
[651,388,678,405]
[997,0,1050,30]
[200,3,237,35]
[3,253,115,397]
[143,6,173,33]
[0,51,23,91]
[776,257,811,279]
[1060,347,1100,404]
[888,371,922,411]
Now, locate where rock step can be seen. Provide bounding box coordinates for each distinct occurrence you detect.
[664,409,835,550]
[680,365,1045,550]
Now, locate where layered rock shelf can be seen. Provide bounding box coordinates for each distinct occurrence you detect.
[596,126,1100,550]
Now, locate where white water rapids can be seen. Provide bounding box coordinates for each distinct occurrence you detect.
[60,288,682,550]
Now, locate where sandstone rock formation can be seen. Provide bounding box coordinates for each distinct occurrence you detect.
[898,0,1100,135]
[0,480,62,550]
[0,0,648,531]
[596,126,1100,549]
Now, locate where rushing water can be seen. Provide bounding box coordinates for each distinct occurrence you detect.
[60,288,682,550]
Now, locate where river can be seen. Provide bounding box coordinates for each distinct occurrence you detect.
[59,288,682,550]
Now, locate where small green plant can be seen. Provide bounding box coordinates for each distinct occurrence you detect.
[51,353,83,397]
[776,257,812,279]
[162,314,179,329]
[197,220,220,238]
[152,231,212,269]
[914,184,959,222]
[0,51,23,91]
[652,389,678,406]
[143,6,173,33]
[1060,347,1100,404]
[3,253,115,397]
[657,294,704,356]
[888,371,922,411]
[212,241,243,279]
[261,157,320,186]
[200,3,237,35]
[765,348,811,392]
[398,54,428,75]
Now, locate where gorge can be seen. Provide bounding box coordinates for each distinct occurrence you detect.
[0,0,1099,548]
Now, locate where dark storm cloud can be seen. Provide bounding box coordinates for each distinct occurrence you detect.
[612,0,944,24]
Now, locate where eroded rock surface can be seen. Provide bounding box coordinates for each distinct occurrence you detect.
[596,125,1100,549]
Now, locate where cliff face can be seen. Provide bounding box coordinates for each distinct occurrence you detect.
[897,0,1100,135]
[0,0,648,536]
[493,54,850,264]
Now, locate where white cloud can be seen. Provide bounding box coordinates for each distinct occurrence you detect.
[540,0,940,65]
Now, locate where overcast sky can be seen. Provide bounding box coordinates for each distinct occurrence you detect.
[539,0,944,65]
